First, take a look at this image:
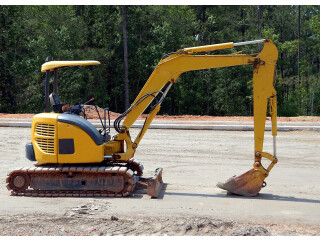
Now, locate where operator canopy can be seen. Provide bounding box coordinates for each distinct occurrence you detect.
[41,60,101,72]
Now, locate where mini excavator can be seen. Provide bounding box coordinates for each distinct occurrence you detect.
[6,39,278,198]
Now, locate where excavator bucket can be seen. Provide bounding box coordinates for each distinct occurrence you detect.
[217,168,267,197]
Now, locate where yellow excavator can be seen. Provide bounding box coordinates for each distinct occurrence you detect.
[6,38,278,198]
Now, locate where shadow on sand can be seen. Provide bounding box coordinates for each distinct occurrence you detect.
[163,190,320,204]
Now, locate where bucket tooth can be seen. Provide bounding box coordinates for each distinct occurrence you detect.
[217,168,266,197]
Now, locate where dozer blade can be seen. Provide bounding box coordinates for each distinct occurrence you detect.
[136,168,164,198]
[147,168,163,198]
[216,168,266,197]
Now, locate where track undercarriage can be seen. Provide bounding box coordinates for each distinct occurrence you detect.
[6,159,163,198]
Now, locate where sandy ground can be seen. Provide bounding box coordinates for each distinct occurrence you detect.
[0,126,319,236]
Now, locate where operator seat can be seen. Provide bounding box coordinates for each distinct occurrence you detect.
[49,92,65,113]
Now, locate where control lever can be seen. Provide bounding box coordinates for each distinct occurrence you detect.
[84,98,95,105]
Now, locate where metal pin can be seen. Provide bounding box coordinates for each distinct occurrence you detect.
[273,136,277,158]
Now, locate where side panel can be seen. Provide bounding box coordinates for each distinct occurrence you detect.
[57,122,104,164]
[32,113,59,164]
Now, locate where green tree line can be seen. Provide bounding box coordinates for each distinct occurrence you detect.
[0,5,319,116]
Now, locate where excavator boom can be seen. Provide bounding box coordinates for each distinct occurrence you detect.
[111,39,278,196]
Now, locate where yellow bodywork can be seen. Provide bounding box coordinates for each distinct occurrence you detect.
[32,113,104,165]
[32,113,59,164]
[41,60,101,72]
[57,122,104,164]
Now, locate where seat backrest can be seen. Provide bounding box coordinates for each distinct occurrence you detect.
[49,92,61,106]
[49,93,63,113]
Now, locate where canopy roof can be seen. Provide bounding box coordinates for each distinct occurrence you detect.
[41,60,101,72]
